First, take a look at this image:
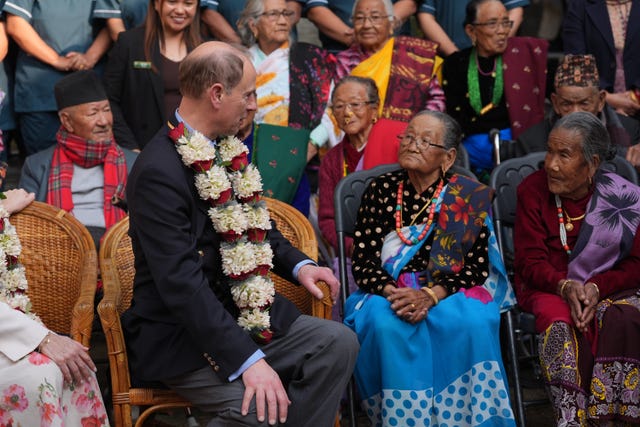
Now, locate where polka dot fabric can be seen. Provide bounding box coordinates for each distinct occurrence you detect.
[361,361,514,426]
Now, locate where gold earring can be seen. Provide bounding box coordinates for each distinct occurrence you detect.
[372,117,378,124]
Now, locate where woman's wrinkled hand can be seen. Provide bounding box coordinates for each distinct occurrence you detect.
[561,279,599,334]
[576,282,599,333]
[387,287,431,324]
[38,332,97,385]
[561,279,584,329]
[1,188,35,214]
[306,141,318,162]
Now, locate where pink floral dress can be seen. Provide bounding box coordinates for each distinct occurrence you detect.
[0,351,109,427]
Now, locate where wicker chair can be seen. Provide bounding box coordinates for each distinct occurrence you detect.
[98,197,334,427]
[10,201,97,346]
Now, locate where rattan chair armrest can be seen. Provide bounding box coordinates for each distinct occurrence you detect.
[72,250,98,346]
[311,280,333,320]
[97,287,133,395]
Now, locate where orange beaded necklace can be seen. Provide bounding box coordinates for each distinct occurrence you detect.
[394,179,444,246]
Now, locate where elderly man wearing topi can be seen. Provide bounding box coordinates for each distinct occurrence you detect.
[19,70,137,249]
[517,53,640,170]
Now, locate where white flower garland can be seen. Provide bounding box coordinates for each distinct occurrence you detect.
[0,203,40,322]
[169,123,275,343]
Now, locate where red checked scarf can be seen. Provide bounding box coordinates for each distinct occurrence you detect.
[47,127,128,229]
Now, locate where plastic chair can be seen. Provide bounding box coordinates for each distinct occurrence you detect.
[11,201,97,345]
[456,143,471,170]
[602,155,638,184]
[489,152,549,426]
[97,197,334,427]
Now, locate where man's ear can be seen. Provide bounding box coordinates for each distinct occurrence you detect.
[209,83,225,107]
[597,89,607,113]
[58,110,74,133]
[550,92,561,115]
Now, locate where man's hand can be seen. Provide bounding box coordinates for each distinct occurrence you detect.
[607,91,640,117]
[626,145,640,169]
[297,264,339,303]
[241,359,290,425]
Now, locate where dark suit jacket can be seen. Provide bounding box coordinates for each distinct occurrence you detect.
[18,144,138,201]
[563,0,640,92]
[104,26,166,150]
[122,123,306,382]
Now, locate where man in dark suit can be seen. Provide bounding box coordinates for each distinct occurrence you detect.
[516,54,640,171]
[122,41,358,426]
[19,70,137,249]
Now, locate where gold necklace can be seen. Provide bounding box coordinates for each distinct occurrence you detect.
[563,208,586,232]
[408,184,438,226]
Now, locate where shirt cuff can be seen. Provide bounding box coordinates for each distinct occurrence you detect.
[310,124,329,148]
[293,259,317,280]
[228,350,265,382]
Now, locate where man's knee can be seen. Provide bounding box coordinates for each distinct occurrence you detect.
[320,320,360,371]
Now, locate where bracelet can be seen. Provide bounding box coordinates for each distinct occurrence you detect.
[38,332,52,353]
[587,282,600,300]
[420,286,439,306]
[559,279,570,298]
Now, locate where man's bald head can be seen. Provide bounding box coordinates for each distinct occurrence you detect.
[179,41,246,98]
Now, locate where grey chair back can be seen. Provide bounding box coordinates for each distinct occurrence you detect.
[602,155,638,184]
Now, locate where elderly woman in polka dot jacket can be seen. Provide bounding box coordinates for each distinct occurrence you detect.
[344,110,517,427]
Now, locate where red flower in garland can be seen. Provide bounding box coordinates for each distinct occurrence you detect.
[208,187,233,207]
[192,159,214,173]
[168,122,185,142]
[230,152,249,171]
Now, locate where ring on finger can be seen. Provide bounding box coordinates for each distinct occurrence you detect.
[411,303,416,309]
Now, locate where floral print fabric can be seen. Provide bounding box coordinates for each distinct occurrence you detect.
[0,351,109,427]
[539,290,640,425]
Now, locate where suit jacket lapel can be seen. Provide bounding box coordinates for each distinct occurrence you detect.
[149,45,165,121]
[586,1,616,57]
[625,2,640,51]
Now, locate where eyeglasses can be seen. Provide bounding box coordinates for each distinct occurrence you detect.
[351,14,390,27]
[260,9,295,21]
[331,101,376,113]
[472,19,514,31]
[397,134,447,152]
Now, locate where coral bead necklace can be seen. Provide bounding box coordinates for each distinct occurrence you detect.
[555,194,577,255]
[395,179,444,245]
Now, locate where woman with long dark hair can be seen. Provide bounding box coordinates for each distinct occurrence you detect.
[105,0,202,150]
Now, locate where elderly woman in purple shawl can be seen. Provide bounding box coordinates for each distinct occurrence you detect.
[515,111,640,425]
